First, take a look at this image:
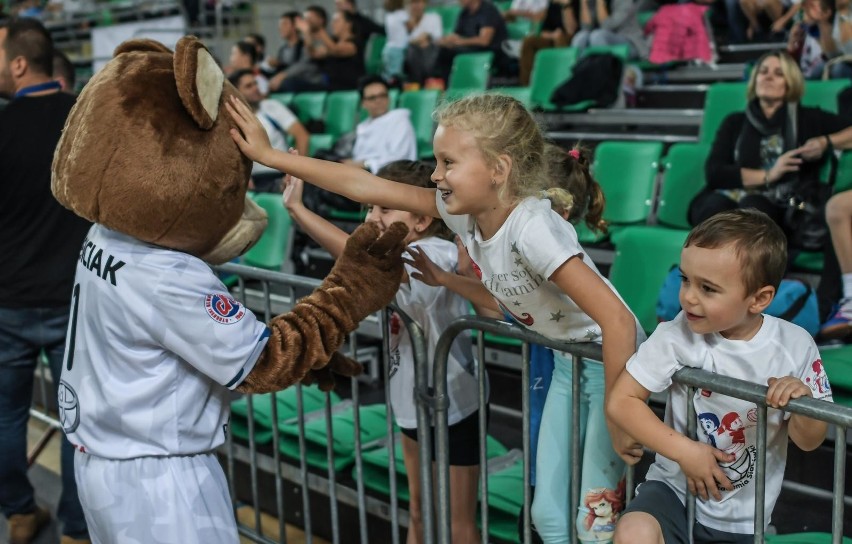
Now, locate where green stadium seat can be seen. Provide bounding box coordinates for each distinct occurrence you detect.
[292,91,327,124]
[765,533,852,544]
[427,4,463,34]
[365,33,387,76]
[637,9,656,27]
[448,52,494,91]
[268,92,295,108]
[609,226,689,334]
[699,82,748,145]
[308,133,335,157]
[529,47,579,110]
[580,43,631,62]
[820,344,852,408]
[802,80,849,114]
[489,86,533,108]
[400,89,441,159]
[657,143,711,230]
[230,386,339,444]
[506,18,536,40]
[575,141,663,244]
[242,193,293,271]
[324,90,361,142]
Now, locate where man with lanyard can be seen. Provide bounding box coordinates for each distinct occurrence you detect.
[0,17,91,544]
[228,69,310,192]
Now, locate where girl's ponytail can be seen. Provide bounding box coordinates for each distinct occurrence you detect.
[543,144,608,234]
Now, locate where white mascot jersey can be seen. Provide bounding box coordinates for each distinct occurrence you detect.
[59,224,269,459]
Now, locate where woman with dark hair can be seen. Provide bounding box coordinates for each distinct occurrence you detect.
[690,51,852,233]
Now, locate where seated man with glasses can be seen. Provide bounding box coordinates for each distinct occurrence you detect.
[341,75,417,174]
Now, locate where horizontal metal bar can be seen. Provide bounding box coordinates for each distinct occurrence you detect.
[781,479,852,508]
[664,63,748,82]
[642,84,710,93]
[547,131,698,143]
[546,109,702,127]
[718,42,787,53]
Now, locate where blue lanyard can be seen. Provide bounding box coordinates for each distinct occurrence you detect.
[14,80,61,98]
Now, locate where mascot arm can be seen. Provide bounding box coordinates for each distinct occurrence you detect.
[237,222,408,393]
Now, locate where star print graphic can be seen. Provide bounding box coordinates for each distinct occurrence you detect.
[511,242,520,254]
[514,257,523,266]
[584,329,600,340]
[512,301,521,307]
[550,310,565,322]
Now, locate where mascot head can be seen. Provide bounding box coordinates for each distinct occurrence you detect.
[52,36,266,264]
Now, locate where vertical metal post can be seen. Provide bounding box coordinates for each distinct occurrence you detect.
[570,355,581,544]
[521,342,532,544]
[753,405,767,544]
[381,311,401,544]
[686,386,696,544]
[478,331,489,543]
[831,426,846,544]
[293,287,313,544]
[349,332,369,544]
[325,394,341,544]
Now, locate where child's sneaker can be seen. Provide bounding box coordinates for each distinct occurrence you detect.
[819,299,852,340]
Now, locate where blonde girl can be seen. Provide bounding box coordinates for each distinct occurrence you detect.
[227,93,644,543]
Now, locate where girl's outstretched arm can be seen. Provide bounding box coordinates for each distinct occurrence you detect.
[549,255,643,463]
[282,172,348,259]
[227,96,440,219]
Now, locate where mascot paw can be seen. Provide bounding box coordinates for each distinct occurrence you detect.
[301,352,363,392]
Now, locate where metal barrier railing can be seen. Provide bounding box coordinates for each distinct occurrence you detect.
[432,315,852,544]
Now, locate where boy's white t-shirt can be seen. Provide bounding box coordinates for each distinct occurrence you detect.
[59,225,269,459]
[627,313,833,534]
[436,195,640,345]
[390,236,481,428]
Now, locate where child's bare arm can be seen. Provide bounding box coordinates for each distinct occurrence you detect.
[404,246,501,314]
[282,169,349,259]
[227,96,440,219]
[766,376,828,451]
[607,371,735,501]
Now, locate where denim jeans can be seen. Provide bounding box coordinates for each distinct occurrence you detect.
[0,306,88,539]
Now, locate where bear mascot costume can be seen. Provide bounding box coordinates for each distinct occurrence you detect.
[50,36,408,543]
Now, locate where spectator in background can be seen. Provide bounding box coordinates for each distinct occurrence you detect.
[281,9,366,92]
[229,69,310,192]
[739,0,790,40]
[689,51,852,246]
[227,40,270,95]
[504,0,548,25]
[384,0,443,83]
[571,0,648,59]
[518,0,577,85]
[433,0,510,82]
[52,49,75,93]
[243,32,267,68]
[267,11,304,91]
[269,6,328,93]
[820,190,852,340]
[787,0,833,79]
[335,0,385,49]
[344,75,417,173]
[725,0,751,44]
[814,0,852,78]
[0,17,91,544]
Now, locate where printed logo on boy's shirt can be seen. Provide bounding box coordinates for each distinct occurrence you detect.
[697,409,756,491]
[701,389,712,397]
[204,294,246,324]
[805,359,831,396]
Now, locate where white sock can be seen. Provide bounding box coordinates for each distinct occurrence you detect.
[843,273,852,302]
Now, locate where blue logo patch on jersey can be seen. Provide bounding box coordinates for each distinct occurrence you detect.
[205,294,246,324]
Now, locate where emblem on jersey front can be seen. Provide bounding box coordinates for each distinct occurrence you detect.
[58,380,80,433]
[205,294,246,324]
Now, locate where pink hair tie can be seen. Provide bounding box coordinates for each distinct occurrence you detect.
[567,149,580,160]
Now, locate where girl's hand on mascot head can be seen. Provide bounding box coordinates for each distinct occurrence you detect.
[227,96,273,164]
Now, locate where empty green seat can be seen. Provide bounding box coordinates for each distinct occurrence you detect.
[268,92,295,107]
[365,33,387,76]
[280,403,394,472]
[448,52,494,91]
[324,90,361,142]
[489,86,533,107]
[427,4,462,34]
[765,533,852,544]
[230,386,339,444]
[821,344,852,408]
[576,141,663,244]
[292,91,327,124]
[657,143,711,230]
[529,47,578,110]
[700,82,748,145]
[802,79,849,114]
[242,193,293,271]
[400,89,441,159]
[609,226,689,334]
[506,18,535,40]
[308,133,335,157]
[482,452,525,543]
[581,43,631,61]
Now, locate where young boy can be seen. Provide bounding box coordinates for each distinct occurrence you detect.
[607,209,833,544]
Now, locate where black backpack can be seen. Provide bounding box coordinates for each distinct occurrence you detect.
[550,53,624,110]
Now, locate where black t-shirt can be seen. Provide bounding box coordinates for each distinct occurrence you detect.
[454,0,508,51]
[541,0,580,32]
[0,91,92,308]
[324,37,365,90]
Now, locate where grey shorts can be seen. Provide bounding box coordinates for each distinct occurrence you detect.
[622,481,754,544]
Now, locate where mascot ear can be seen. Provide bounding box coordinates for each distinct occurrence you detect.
[173,36,224,130]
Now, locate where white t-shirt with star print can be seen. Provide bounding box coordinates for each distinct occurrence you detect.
[436,194,643,345]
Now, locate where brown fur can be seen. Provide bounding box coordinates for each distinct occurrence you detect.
[52,36,407,395]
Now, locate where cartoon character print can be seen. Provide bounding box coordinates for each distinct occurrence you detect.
[805,359,831,397]
[580,480,625,542]
[696,391,758,490]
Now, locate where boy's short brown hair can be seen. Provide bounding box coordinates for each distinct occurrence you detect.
[684,209,787,294]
